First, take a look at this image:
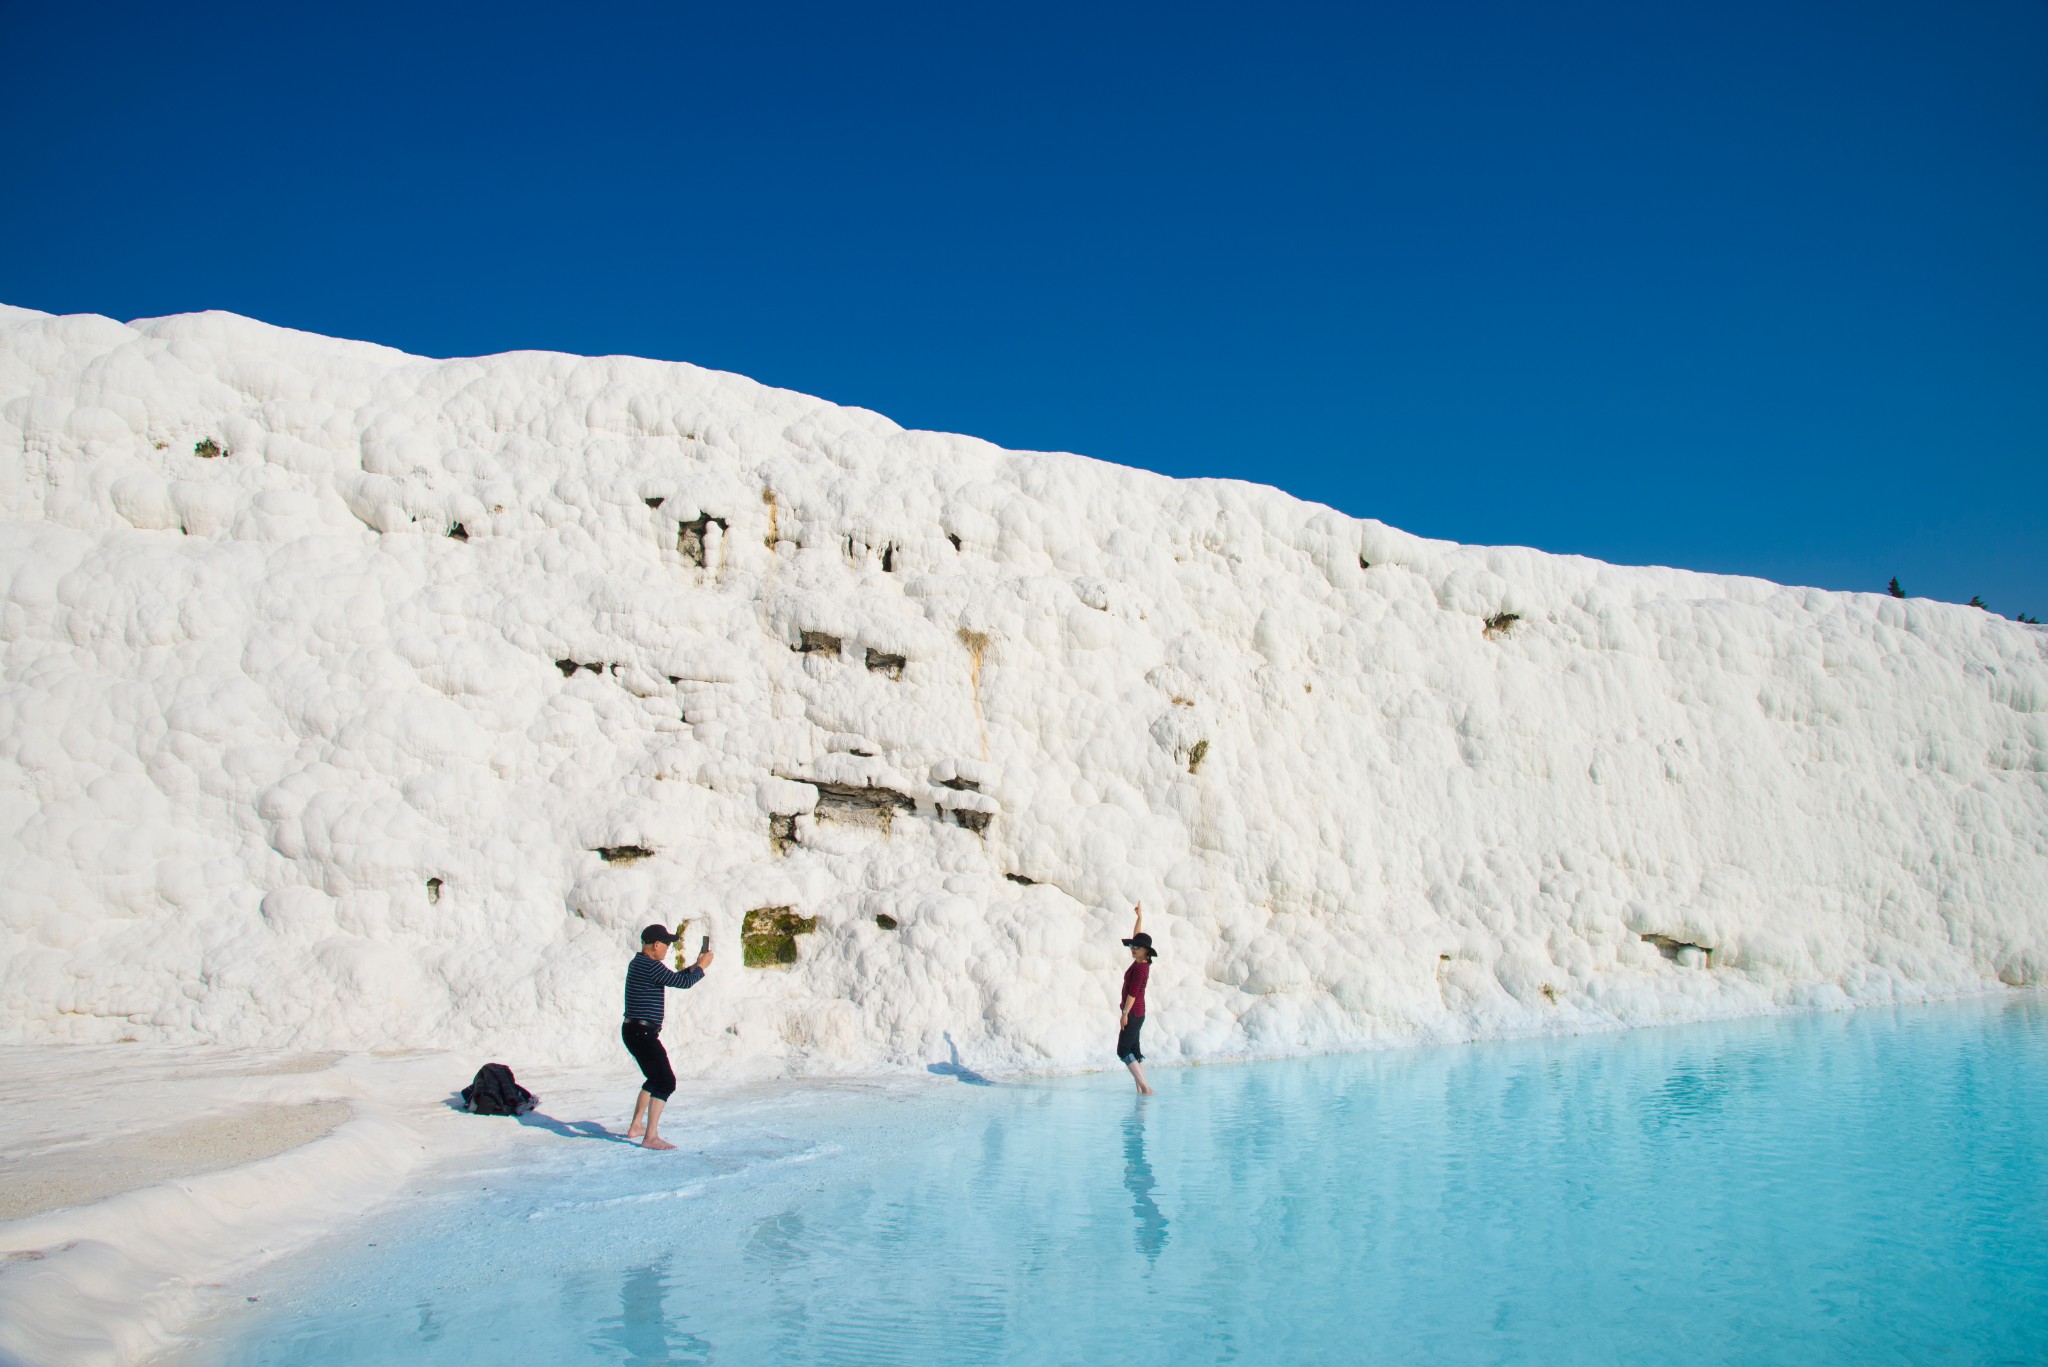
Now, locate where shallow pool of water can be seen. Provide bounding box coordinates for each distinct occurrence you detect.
[215,996,2048,1365]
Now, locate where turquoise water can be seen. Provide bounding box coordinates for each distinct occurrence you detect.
[221,997,2048,1365]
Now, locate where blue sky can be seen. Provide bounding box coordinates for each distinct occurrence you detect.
[5,0,2043,614]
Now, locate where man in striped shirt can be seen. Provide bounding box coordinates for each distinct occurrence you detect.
[623,924,714,1150]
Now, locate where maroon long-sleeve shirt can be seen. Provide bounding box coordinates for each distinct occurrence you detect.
[1121,961,1150,1019]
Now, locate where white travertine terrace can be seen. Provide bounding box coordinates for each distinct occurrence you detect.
[3,303,2044,1074]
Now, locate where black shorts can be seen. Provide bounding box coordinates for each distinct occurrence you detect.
[622,1020,676,1100]
[1117,1016,1145,1064]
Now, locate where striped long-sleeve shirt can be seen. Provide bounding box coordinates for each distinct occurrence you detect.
[624,953,704,1027]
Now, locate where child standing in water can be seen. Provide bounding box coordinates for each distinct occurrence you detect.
[1118,903,1157,1095]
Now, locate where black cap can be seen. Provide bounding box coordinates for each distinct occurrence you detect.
[1122,932,1157,959]
[640,924,675,945]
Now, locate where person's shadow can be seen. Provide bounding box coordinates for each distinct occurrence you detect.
[927,1031,995,1085]
[440,1092,633,1143]
[518,1111,634,1143]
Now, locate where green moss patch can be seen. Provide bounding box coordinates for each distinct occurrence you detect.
[743,906,818,967]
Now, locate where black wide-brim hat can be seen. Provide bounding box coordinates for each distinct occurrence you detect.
[1122,932,1157,958]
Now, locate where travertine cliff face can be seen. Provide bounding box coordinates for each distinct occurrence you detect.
[4,304,2044,1071]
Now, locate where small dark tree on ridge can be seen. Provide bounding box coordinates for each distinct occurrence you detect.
[1887,577,1905,599]
[1969,595,1989,609]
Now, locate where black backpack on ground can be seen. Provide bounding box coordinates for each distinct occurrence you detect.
[462,1062,538,1116]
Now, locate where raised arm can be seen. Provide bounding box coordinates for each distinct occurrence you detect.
[1121,902,1142,1024]
[654,958,707,989]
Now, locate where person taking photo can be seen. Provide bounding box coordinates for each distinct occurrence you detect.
[621,924,714,1150]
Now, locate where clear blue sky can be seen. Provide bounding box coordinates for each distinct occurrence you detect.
[5,0,2043,614]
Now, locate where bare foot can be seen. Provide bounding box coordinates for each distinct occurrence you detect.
[626,1126,645,1139]
[1138,1084,1155,1096]
[641,1135,676,1151]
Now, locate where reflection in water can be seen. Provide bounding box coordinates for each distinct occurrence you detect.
[1641,1065,1730,1135]
[1122,1104,1169,1263]
[596,1259,710,1367]
[746,1210,815,1360]
[747,1210,810,1268]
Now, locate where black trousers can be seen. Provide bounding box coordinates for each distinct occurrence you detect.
[1116,1016,1145,1064]
[622,1020,676,1100]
